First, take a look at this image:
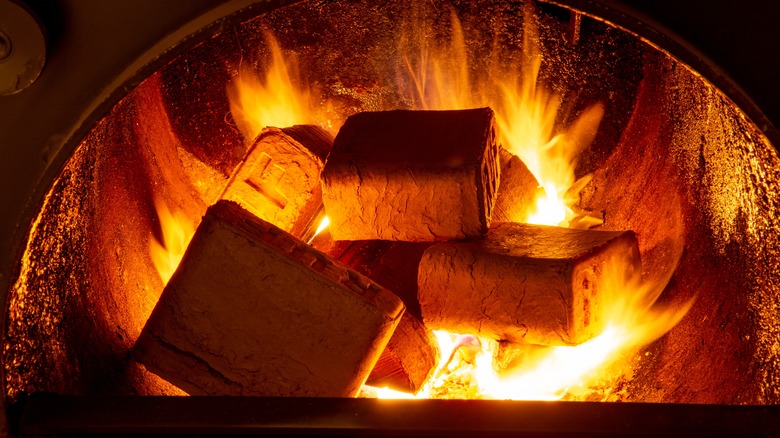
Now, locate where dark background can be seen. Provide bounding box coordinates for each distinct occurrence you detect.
[618,0,780,137]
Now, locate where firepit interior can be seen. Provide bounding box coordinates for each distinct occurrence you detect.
[4,0,780,413]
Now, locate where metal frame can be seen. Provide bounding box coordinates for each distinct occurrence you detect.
[17,394,780,437]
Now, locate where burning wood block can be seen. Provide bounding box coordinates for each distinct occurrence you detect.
[221,124,332,241]
[365,312,440,393]
[321,108,500,242]
[492,147,540,223]
[418,222,641,346]
[328,240,433,319]
[317,239,439,393]
[133,200,404,397]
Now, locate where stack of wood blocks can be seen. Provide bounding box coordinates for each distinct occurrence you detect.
[134,107,641,397]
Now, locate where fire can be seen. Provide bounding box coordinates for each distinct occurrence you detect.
[474,254,694,401]
[149,197,195,285]
[366,5,692,400]
[219,4,693,402]
[398,4,603,227]
[527,190,567,226]
[373,254,694,401]
[226,31,319,143]
[306,215,331,245]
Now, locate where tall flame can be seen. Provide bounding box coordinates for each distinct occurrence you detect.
[369,4,694,400]
[149,197,195,285]
[226,31,317,143]
[398,4,603,227]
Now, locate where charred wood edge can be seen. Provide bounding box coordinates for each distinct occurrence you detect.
[475,111,498,235]
[14,394,780,437]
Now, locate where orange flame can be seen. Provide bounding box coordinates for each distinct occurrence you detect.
[473,255,693,401]
[227,32,317,143]
[398,4,602,227]
[223,6,693,401]
[149,198,196,285]
[373,253,694,401]
[368,4,693,400]
[306,215,330,245]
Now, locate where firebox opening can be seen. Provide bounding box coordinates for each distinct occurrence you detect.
[4,0,780,415]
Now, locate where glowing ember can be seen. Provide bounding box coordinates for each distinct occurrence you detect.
[149,197,195,285]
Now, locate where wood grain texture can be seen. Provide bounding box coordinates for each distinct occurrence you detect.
[418,222,641,346]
